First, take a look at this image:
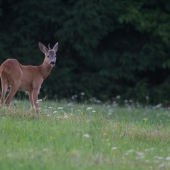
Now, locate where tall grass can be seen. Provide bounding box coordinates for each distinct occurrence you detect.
[0,100,170,170]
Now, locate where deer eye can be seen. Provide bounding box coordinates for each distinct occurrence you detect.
[47,55,50,58]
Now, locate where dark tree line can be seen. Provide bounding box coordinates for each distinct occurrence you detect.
[0,0,170,104]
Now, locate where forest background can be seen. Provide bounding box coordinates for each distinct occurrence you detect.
[0,0,170,104]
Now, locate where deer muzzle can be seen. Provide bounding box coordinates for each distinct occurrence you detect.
[50,61,55,66]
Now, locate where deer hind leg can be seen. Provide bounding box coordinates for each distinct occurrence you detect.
[0,79,8,106]
[5,83,20,107]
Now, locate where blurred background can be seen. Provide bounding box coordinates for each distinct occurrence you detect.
[0,0,170,104]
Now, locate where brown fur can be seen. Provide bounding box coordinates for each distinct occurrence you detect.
[0,42,58,114]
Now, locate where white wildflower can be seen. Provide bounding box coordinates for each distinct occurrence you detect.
[96,100,101,103]
[43,148,48,151]
[58,107,63,109]
[53,111,57,113]
[86,107,92,110]
[83,134,90,138]
[56,116,62,119]
[81,92,85,95]
[113,101,118,107]
[64,115,68,118]
[158,163,165,168]
[7,153,12,157]
[166,157,170,160]
[154,156,163,160]
[112,147,117,150]
[136,151,144,156]
[127,150,134,153]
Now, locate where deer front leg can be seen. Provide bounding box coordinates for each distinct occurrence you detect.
[28,91,34,110]
[33,89,39,114]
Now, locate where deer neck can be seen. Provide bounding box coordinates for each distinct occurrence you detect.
[38,61,53,80]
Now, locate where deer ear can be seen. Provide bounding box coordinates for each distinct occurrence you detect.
[53,42,58,53]
[38,42,48,54]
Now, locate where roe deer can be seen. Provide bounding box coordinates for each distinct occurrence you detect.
[0,42,58,114]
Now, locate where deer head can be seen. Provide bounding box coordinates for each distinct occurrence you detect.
[38,42,58,66]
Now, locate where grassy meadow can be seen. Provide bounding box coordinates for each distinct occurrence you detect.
[0,100,170,170]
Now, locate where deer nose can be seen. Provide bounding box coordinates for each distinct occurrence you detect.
[50,61,55,65]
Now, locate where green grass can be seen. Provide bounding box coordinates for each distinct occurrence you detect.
[1,100,170,170]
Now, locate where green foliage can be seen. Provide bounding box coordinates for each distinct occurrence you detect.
[0,0,170,103]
